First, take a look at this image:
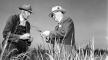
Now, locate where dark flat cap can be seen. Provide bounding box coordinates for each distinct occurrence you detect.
[19,4,32,13]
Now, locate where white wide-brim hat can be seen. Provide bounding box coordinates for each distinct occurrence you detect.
[49,6,66,17]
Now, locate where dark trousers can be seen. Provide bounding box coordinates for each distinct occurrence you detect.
[16,40,29,54]
[2,39,29,58]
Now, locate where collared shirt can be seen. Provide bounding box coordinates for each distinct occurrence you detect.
[19,14,26,26]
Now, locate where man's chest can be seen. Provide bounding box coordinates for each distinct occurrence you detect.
[55,23,66,32]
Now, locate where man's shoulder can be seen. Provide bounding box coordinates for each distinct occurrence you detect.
[5,14,20,25]
[11,14,19,21]
[63,16,73,23]
[8,14,19,20]
[9,14,19,18]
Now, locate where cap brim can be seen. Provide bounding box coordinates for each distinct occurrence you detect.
[49,12,54,18]
[19,7,32,13]
[56,10,66,14]
[49,10,66,18]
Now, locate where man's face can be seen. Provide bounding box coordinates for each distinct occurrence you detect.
[53,11,63,22]
[23,11,31,20]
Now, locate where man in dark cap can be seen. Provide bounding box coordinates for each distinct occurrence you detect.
[41,6,76,57]
[1,4,33,59]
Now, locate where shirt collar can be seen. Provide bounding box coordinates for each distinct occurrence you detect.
[58,16,67,24]
[19,14,26,21]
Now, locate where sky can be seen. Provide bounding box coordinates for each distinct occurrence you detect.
[0,0,107,49]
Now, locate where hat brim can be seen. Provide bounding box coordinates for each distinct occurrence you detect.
[19,7,32,13]
[49,12,54,18]
[49,10,66,18]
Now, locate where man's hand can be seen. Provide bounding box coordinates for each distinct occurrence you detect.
[29,36,33,42]
[20,33,31,39]
[41,30,50,41]
[41,30,50,37]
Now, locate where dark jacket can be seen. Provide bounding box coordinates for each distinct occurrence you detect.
[2,14,31,57]
[47,17,75,46]
[2,14,30,40]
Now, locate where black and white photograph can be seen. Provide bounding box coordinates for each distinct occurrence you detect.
[0,0,107,60]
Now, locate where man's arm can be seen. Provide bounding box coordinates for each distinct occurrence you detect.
[63,19,75,42]
[3,15,14,38]
[48,18,74,43]
[2,15,20,39]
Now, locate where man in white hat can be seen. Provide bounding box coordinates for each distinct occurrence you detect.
[1,4,33,59]
[41,6,76,56]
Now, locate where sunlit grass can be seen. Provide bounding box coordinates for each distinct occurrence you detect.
[0,41,108,60]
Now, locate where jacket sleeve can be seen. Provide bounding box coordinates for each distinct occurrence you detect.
[49,28,65,40]
[2,15,20,39]
[3,15,14,38]
[63,19,75,43]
